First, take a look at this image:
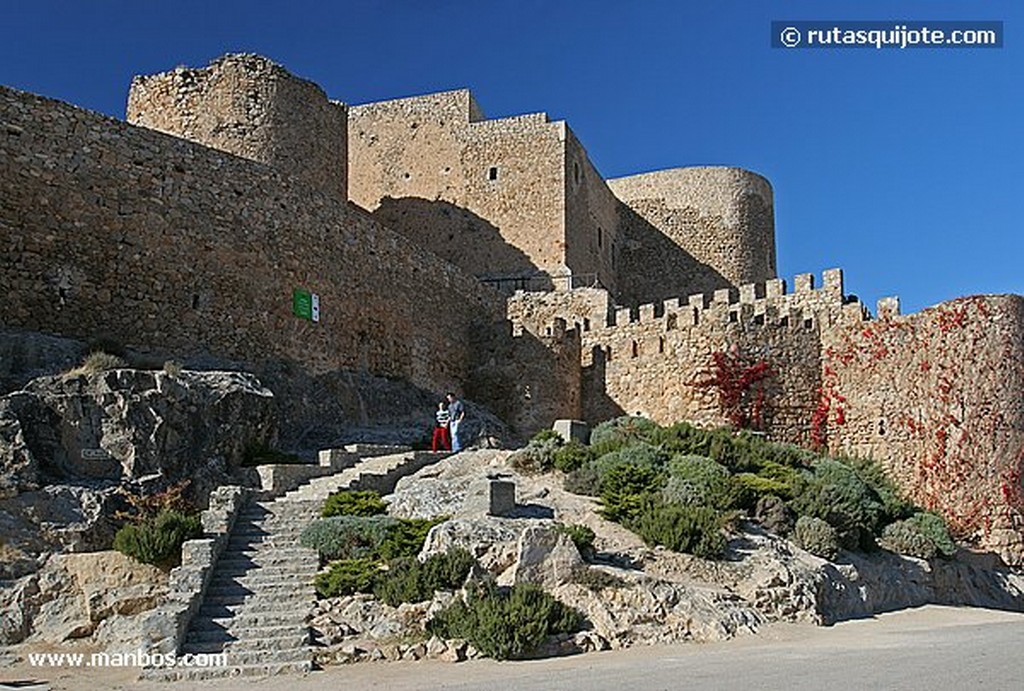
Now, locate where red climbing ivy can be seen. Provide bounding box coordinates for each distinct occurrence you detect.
[695,346,773,430]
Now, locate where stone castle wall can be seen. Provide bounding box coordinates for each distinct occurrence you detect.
[821,295,1024,559]
[126,54,348,199]
[608,167,777,307]
[0,85,503,394]
[348,90,568,284]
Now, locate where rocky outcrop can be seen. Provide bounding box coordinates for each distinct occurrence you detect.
[0,550,168,647]
[0,368,276,514]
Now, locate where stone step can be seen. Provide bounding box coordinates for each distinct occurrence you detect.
[209,567,315,582]
[192,611,308,630]
[187,623,306,644]
[201,591,313,606]
[145,659,312,681]
[218,546,316,558]
[183,634,310,656]
[205,580,313,596]
[198,601,309,618]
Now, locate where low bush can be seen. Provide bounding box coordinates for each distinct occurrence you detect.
[509,436,563,475]
[553,440,594,473]
[241,443,303,467]
[879,520,937,560]
[531,429,565,444]
[839,455,916,524]
[589,416,660,455]
[314,558,381,598]
[664,455,734,509]
[300,516,397,561]
[599,463,662,523]
[321,490,388,518]
[373,548,476,606]
[113,509,202,569]
[572,567,625,591]
[64,351,129,378]
[379,517,446,561]
[791,458,883,549]
[792,515,840,560]
[563,465,602,497]
[591,442,667,480]
[428,582,583,660]
[625,496,727,559]
[554,523,596,560]
[906,512,956,557]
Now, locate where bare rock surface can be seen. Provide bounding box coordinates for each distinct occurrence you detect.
[1,550,168,647]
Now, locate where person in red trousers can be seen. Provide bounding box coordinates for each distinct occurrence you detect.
[431,400,451,452]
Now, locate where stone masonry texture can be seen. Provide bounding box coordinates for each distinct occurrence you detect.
[1,53,1022,562]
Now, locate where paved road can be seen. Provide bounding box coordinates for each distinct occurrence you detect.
[5,606,1023,690]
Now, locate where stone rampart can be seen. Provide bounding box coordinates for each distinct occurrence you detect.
[0,85,503,395]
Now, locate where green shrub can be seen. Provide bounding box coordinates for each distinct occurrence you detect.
[879,520,938,560]
[792,516,840,560]
[906,512,956,557]
[554,523,596,560]
[241,443,303,467]
[732,473,791,509]
[625,496,727,559]
[572,567,625,591]
[509,436,562,474]
[591,442,667,479]
[321,490,388,518]
[589,416,660,455]
[599,463,662,523]
[379,517,446,561]
[563,465,601,496]
[373,548,476,606]
[791,458,883,549]
[838,455,916,524]
[664,455,734,509]
[553,440,594,473]
[314,558,381,598]
[428,582,583,660]
[112,509,201,569]
[755,461,809,498]
[531,429,565,444]
[300,516,397,561]
[654,422,815,473]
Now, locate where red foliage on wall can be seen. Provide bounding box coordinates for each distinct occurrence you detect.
[695,346,773,430]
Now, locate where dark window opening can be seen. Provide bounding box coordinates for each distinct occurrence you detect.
[606,346,613,362]
[729,311,738,323]
[666,313,677,331]
[574,161,581,184]
[753,314,765,326]
[583,317,591,332]
[878,419,886,436]
[804,319,813,330]
[597,227,603,248]
[631,341,639,358]
[191,294,200,309]
[658,337,665,354]
[488,167,498,181]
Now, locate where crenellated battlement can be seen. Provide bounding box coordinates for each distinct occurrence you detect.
[602,268,867,333]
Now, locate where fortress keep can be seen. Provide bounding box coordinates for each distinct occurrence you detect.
[1,54,1020,561]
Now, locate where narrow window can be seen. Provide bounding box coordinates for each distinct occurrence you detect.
[597,227,603,248]
[658,337,665,354]
[191,294,200,309]
[488,166,498,181]
[574,161,581,184]
[631,341,639,358]
[583,317,591,332]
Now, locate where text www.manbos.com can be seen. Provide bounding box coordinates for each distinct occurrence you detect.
[27,649,228,668]
[772,21,1003,49]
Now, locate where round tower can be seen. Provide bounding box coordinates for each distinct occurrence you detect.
[126,53,347,198]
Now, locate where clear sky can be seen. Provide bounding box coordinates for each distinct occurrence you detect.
[2,1,1020,314]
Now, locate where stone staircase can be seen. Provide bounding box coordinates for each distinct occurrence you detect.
[149,449,444,680]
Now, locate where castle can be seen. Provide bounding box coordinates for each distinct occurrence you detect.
[1,54,1021,562]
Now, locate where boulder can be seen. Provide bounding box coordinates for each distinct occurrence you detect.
[508,525,585,589]
[419,517,529,575]
[0,392,60,497]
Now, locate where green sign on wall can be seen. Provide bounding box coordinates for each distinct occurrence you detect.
[292,288,312,320]
[292,288,321,323]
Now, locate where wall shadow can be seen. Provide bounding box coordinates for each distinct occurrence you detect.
[616,203,732,307]
[372,197,554,291]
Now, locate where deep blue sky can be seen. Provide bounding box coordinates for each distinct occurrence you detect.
[3,1,1019,314]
